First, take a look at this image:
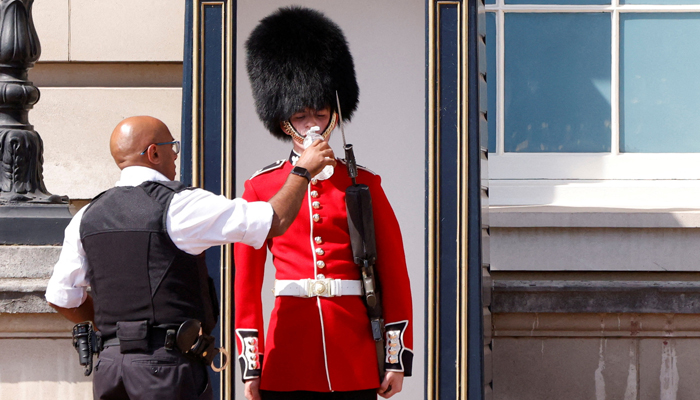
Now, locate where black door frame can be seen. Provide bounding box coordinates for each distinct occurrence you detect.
[181,1,488,398]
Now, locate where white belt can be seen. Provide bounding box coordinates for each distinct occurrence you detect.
[274,279,363,298]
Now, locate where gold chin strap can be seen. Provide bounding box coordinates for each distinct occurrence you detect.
[281,112,338,144]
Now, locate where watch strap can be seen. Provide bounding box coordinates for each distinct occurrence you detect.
[290,166,311,182]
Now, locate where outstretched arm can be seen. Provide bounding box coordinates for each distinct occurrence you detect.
[266,139,335,238]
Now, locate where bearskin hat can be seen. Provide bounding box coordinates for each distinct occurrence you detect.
[246,6,359,140]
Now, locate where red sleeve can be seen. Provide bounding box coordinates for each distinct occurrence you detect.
[368,174,414,375]
[234,179,268,381]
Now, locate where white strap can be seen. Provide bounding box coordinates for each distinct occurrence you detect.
[274,279,363,297]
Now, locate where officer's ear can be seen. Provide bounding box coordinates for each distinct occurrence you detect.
[145,145,162,165]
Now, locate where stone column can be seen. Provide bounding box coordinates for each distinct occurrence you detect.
[0,0,71,244]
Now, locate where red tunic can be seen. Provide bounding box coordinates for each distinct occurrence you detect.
[234,157,413,392]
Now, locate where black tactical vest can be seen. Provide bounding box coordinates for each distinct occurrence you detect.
[79,180,218,338]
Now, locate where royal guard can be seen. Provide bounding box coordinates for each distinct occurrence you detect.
[235,7,413,400]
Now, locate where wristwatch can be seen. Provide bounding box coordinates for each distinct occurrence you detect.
[290,166,311,182]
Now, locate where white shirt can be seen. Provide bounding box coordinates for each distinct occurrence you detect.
[45,166,273,308]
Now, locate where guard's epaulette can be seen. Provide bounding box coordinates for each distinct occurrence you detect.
[250,159,285,179]
[338,158,376,175]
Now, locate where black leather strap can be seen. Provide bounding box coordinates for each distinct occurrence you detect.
[290,166,311,182]
[101,327,171,349]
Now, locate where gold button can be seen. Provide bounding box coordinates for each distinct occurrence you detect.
[389,356,399,364]
[316,274,325,279]
[315,248,325,256]
[388,349,398,355]
[311,178,318,185]
[311,190,319,198]
[312,214,320,222]
[388,332,398,339]
[314,236,322,244]
[312,201,321,209]
[316,261,326,268]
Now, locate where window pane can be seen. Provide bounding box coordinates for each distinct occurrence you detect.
[487,12,496,153]
[505,13,611,152]
[621,14,700,152]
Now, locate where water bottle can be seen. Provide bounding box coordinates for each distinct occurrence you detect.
[302,126,334,180]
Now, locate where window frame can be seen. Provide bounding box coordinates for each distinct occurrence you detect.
[486,1,700,207]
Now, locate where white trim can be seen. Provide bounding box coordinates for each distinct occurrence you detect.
[316,296,333,391]
[485,4,700,12]
[496,8,505,155]
[610,7,620,155]
[491,179,700,208]
[490,153,700,180]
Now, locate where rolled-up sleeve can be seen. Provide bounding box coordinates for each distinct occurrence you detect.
[45,207,90,308]
[167,188,273,255]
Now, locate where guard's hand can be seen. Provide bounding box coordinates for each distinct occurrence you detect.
[377,371,404,398]
[244,378,261,400]
[296,139,336,177]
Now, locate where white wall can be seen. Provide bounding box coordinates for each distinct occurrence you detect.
[235,1,426,398]
[31,0,184,200]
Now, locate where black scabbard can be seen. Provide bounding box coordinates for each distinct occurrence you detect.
[346,183,386,382]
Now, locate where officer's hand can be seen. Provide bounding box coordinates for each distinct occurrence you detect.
[244,378,261,400]
[296,139,336,177]
[377,371,404,398]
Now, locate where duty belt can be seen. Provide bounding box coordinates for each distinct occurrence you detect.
[274,278,363,297]
[101,327,173,349]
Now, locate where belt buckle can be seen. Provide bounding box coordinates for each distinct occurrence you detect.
[307,279,334,297]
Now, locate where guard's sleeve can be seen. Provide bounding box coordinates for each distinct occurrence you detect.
[369,174,414,376]
[234,179,268,381]
[45,207,90,308]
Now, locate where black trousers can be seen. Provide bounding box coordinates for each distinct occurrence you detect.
[260,389,376,400]
[92,345,212,400]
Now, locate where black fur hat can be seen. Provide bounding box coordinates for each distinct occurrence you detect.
[246,6,359,140]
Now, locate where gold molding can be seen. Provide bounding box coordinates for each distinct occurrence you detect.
[192,1,201,188]
[221,0,234,396]
[427,1,437,397]
[459,1,469,397]
[427,2,468,399]
[191,2,233,398]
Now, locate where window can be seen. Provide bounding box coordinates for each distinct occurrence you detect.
[485,0,700,207]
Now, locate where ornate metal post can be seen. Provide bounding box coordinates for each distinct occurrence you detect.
[0,0,70,244]
[0,0,63,204]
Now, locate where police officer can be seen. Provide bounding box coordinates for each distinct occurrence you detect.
[45,115,335,400]
[235,7,413,400]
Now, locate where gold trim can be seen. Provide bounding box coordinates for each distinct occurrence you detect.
[460,2,469,398]
[222,0,234,395]
[192,1,200,188]
[426,1,436,398]
[192,3,231,398]
[428,2,468,399]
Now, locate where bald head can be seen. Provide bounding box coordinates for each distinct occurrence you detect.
[109,116,178,180]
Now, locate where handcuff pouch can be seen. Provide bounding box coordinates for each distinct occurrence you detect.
[116,320,149,353]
